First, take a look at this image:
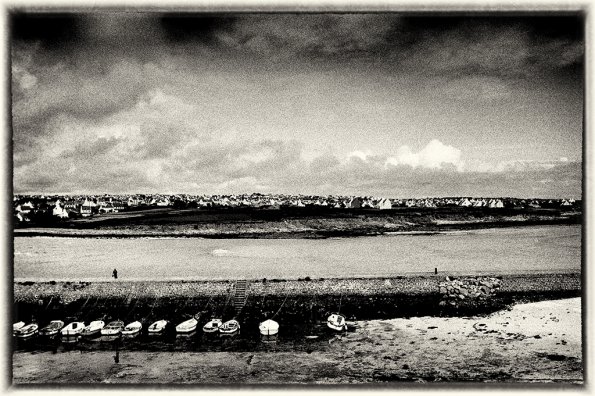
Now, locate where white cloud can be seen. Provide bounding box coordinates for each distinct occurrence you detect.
[385,139,462,170]
[348,150,372,161]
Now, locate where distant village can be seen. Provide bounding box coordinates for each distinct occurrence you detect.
[13,193,581,224]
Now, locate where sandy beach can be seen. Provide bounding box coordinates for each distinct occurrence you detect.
[12,297,582,384]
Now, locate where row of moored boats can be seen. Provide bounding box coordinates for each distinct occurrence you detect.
[12,315,242,339]
[13,312,349,339]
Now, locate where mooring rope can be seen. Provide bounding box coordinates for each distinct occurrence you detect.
[271,294,289,320]
[202,294,213,311]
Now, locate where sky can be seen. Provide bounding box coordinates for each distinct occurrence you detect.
[11,13,584,198]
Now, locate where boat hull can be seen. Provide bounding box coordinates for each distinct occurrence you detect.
[176,319,198,333]
[203,319,222,333]
[40,329,60,336]
[81,328,101,337]
[122,328,141,336]
[327,314,347,332]
[148,321,168,334]
[219,320,240,335]
[61,323,85,337]
[100,329,122,336]
[101,321,124,336]
[16,325,39,338]
[13,322,25,335]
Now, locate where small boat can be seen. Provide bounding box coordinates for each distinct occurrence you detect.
[259,319,279,336]
[219,319,240,335]
[203,318,222,333]
[122,321,142,336]
[39,320,65,336]
[13,321,25,335]
[176,318,198,333]
[82,320,105,337]
[327,313,347,332]
[15,323,39,338]
[148,320,168,334]
[61,321,85,336]
[101,320,124,336]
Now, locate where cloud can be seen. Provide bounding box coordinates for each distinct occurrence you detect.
[215,14,396,60]
[385,140,462,170]
[10,14,582,198]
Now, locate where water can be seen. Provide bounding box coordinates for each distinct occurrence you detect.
[13,225,581,281]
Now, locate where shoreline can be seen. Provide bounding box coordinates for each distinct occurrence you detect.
[13,297,582,384]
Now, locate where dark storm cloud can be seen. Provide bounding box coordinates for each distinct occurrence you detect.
[11,12,583,196]
[11,13,82,49]
[159,14,236,43]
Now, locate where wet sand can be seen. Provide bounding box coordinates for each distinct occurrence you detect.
[12,297,582,384]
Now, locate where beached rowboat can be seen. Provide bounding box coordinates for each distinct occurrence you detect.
[176,318,198,333]
[259,319,279,336]
[13,322,25,335]
[101,320,124,336]
[15,323,38,338]
[39,320,65,336]
[148,320,168,334]
[122,321,142,336]
[219,319,240,335]
[203,318,222,333]
[82,320,105,337]
[61,322,85,336]
[327,313,347,332]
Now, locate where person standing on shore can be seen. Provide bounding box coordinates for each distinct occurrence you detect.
[113,268,118,279]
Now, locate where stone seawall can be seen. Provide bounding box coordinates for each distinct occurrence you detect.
[13,273,581,326]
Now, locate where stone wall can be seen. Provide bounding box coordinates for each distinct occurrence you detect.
[439,276,502,307]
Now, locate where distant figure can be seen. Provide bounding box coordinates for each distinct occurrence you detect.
[112,268,118,279]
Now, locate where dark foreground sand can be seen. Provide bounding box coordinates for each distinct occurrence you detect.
[12,297,581,384]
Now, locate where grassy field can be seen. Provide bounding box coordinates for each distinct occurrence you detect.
[14,206,581,238]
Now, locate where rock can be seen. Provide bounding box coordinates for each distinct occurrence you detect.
[458,294,465,300]
[439,286,447,294]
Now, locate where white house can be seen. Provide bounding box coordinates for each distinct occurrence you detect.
[377,198,392,210]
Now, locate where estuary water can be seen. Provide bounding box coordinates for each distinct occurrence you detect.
[13,225,581,281]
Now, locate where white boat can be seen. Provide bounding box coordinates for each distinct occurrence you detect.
[203,318,222,333]
[122,321,142,336]
[82,320,105,337]
[219,319,240,335]
[61,321,85,336]
[15,323,39,338]
[39,320,65,336]
[148,320,168,334]
[13,321,25,335]
[259,319,279,336]
[101,320,124,336]
[176,318,198,333]
[327,313,347,332]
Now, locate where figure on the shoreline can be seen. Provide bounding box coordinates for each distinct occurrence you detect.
[112,268,118,279]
